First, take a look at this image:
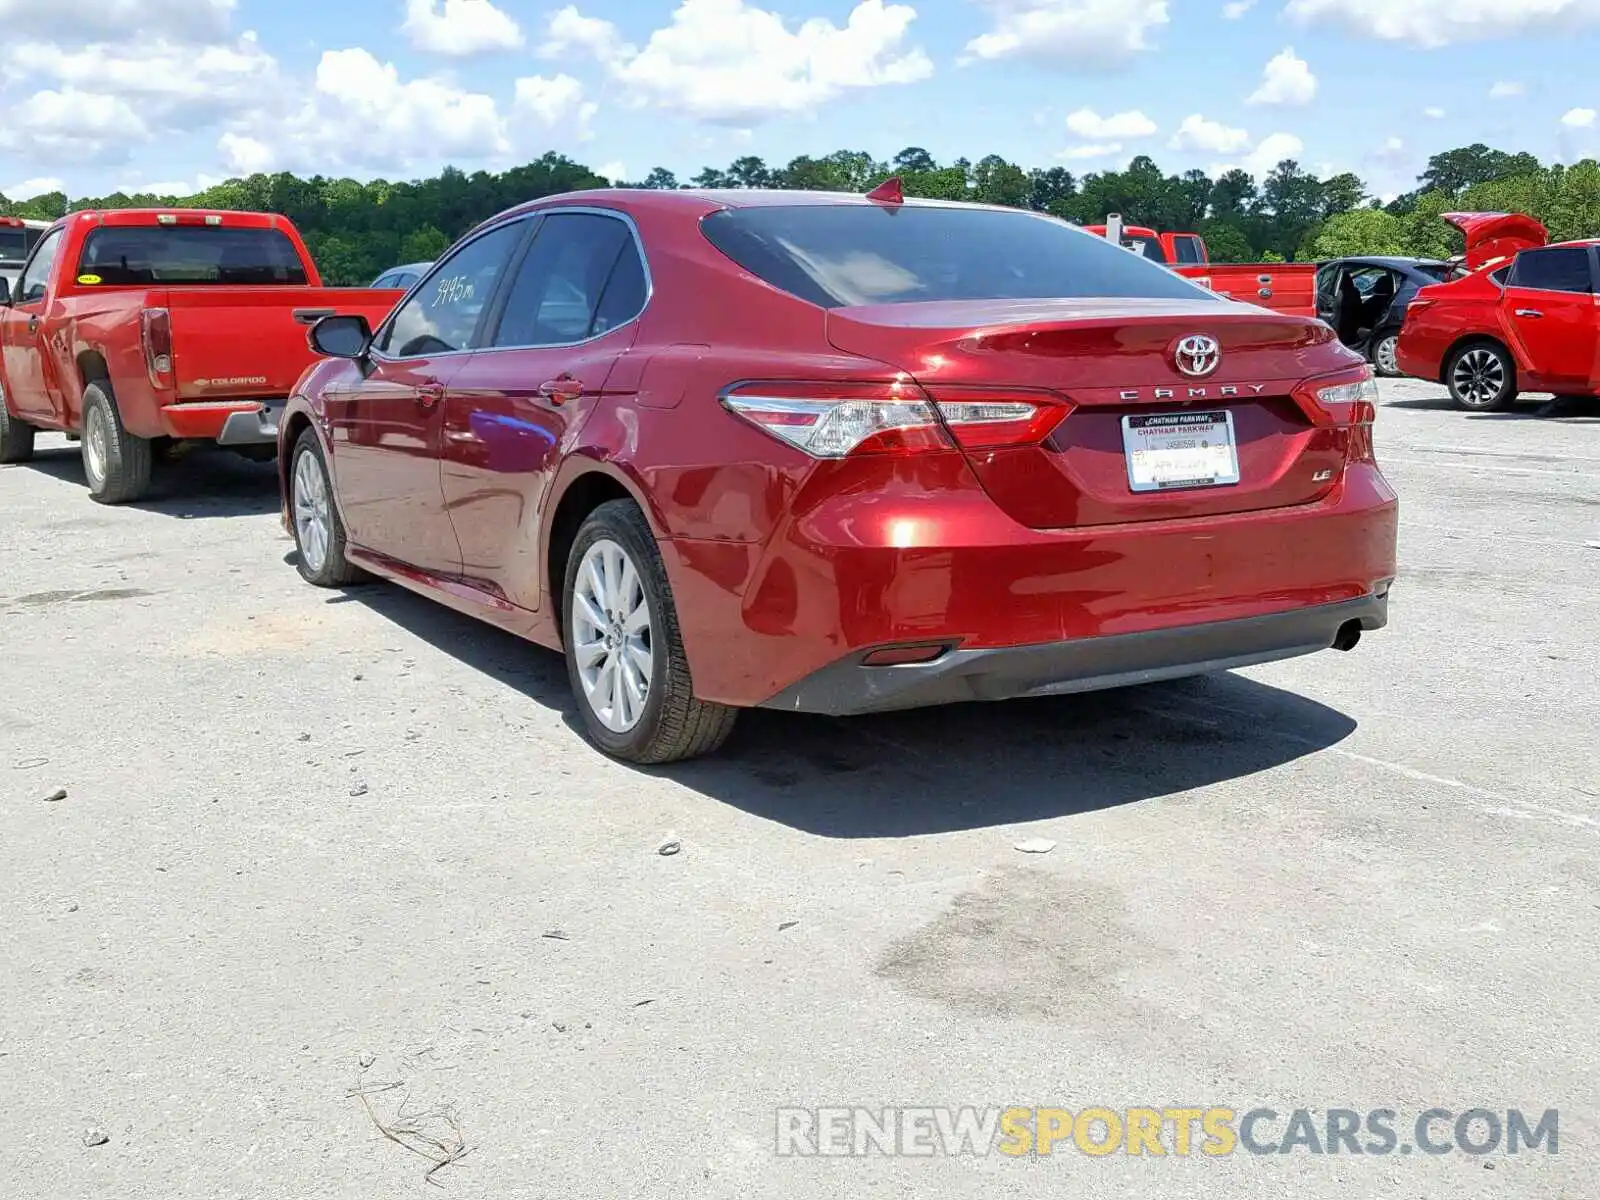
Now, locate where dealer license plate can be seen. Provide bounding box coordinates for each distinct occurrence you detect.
[1122,410,1241,492]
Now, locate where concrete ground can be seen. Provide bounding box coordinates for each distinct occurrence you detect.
[1,378,1596,1199]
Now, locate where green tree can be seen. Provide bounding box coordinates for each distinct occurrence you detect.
[1308,208,1408,258]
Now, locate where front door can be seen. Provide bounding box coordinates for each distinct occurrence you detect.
[328,216,531,575]
[440,210,650,609]
[0,227,65,423]
[1502,245,1600,390]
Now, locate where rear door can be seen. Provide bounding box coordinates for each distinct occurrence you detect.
[327,217,530,574]
[1501,245,1600,390]
[440,209,648,607]
[0,226,66,422]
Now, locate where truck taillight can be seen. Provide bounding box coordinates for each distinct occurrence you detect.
[141,307,173,385]
[720,381,1070,458]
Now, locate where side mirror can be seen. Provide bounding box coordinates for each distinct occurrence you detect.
[0,277,12,306]
[308,313,372,359]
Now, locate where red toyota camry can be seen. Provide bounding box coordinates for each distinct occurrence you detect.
[279,185,1398,763]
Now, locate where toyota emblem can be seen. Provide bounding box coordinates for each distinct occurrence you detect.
[1173,334,1221,378]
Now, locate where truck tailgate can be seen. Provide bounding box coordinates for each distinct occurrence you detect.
[1178,264,1318,318]
[163,286,403,401]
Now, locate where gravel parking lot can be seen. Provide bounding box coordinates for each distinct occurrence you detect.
[2,378,1597,1199]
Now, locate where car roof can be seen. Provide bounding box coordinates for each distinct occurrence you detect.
[1330,256,1451,270]
[502,186,1042,222]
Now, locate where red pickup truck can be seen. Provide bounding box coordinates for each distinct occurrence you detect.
[0,208,404,503]
[1085,218,1318,318]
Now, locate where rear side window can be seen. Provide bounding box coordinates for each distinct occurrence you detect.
[78,226,309,285]
[489,212,647,347]
[701,205,1212,308]
[1508,247,1593,294]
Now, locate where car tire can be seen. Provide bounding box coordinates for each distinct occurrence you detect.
[0,391,36,463]
[1444,340,1517,412]
[80,381,152,503]
[562,499,737,764]
[288,427,363,587]
[1370,331,1401,378]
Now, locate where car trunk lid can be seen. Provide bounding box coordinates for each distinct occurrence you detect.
[1442,211,1548,271]
[826,297,1354,529]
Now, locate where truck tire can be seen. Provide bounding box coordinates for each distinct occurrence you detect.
[0,392,36,463]
[562,499,738,764]
[80,381,153,504]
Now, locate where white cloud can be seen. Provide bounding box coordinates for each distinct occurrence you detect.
[113,178,202,196]
[0,0,234,42]
[965,0,1168,68]
[0,88,149,166]
[1424,106,1446,118]
[1489,81,1525,98]
[558,0,932,123]
[216,48,592,177]
[512,73,597,140]
[1059,142,1124,160]
[1222,0,1256,15]
[1065,107,1156,138]
[540,4,632,61]
[1243,131,1305,176]
[595,160,627,182]
[1287,0,1600,47]
[1562,106,1598,127]
[1169,113,1249,153]
[402,0,523,56]
[1248,47,1317,106]
[1373,135,1409,167]
[3,176,65,200]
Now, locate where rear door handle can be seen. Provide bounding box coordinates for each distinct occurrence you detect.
[1514,308,1544,318]
[417,382,445,409]
[538,375,582,405]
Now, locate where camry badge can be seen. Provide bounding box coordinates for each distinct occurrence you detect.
[1173,334,1221,378]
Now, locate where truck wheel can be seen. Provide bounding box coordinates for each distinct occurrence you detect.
[562,499,737,764]
[0,393,36,463]
[1445,341,1516,412]
[288,427,363,587]
[81,382,153,503]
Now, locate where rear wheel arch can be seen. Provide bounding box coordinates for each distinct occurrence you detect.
[545,469,640,633]
[74,350,111,425]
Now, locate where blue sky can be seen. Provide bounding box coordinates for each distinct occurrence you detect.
[0,0,1596,202]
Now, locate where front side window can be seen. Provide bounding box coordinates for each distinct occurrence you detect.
[18,228,63,303]
[379,219,527,357]
[702,205,1212,308]
[489,212,647,347]
[1508,247,1593,294]
[77,226,308,285]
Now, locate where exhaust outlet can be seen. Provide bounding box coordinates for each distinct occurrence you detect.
[1332,621,1362,652]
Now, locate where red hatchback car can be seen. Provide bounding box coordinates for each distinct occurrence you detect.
[280,187,1398,763]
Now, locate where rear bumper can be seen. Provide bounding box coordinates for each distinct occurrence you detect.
[160,400,283,445]
[760,592,1388,716]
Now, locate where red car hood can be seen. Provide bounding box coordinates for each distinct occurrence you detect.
[1442,211,1548,270]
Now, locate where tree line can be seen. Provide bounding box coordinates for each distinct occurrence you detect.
[1,144,1593,285]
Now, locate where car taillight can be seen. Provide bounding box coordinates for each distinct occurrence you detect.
[141,307,173,386]
[720,381,1070,458]
[1407,298,1434,314]
[1303,368,1379,464]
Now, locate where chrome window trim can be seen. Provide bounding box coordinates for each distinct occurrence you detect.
[368,205,655,364]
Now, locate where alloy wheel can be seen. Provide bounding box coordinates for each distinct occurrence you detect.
[292,449,332,575]
[84,404,108,486]
[571,537,653,733]
[1374,335,1399,377]
[1451,348,1505,408]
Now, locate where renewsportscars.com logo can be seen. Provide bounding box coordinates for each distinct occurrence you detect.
[775,1106,1560,1158]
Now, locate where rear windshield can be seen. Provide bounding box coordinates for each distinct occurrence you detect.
[701,205,1214,308]
[77,226,308,285]
[1414,263,1459,283]
[0,226,41,263]
[1124,237,1169,264]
